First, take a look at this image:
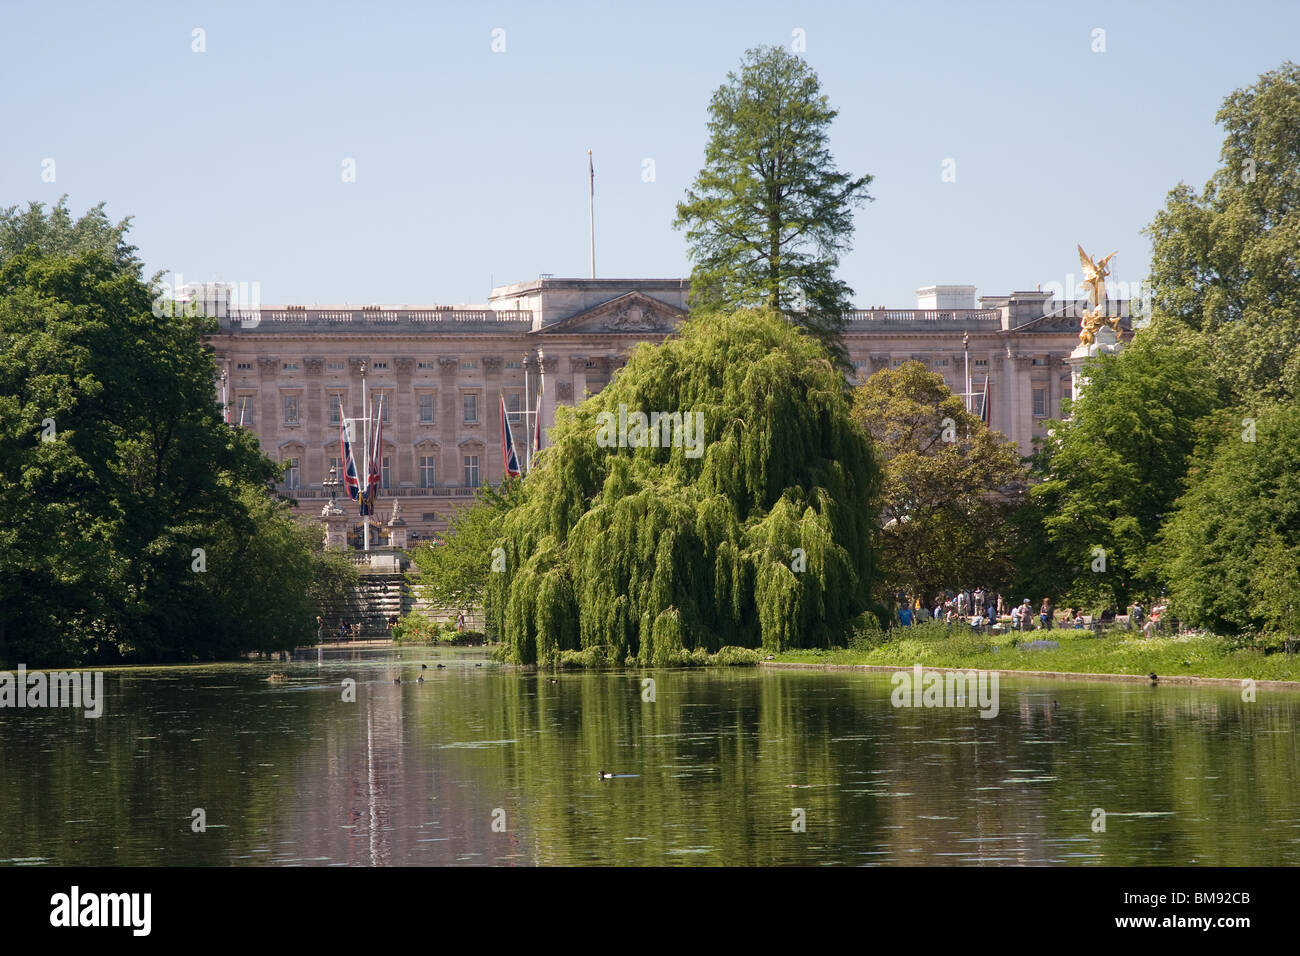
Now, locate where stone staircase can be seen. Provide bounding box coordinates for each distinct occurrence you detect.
[318,570,413,640]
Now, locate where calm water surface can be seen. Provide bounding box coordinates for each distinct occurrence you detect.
[2,646,1297,865]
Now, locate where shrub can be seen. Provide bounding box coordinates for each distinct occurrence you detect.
[710,645,760,666]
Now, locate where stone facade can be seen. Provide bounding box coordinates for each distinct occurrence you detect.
[206,277,1132,543]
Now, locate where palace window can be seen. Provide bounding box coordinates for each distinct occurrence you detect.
[506,392,522,423]
[1032,357,1049,366]
[418,393,435,424]
[461,361,478,371]
[234,394,255,426]
[418,361,436,370]
[283,394,300,424]
[328,392,346,423]
[328,457,342,481]
[464,455,480,488]
[422,513,437,523]
[327,360,345,371]
[236,362,253,371]
[283,362,299,371]
[505,361,522,370]
[382,456,391,490]
[1032,387,1047,418]
[974,359,988,368]
[419,455,436,488]
[372,361,389,371]
[285,458,300,490]
[463,394,479,423]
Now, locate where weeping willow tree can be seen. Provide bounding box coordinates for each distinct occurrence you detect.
[487,308,882,665]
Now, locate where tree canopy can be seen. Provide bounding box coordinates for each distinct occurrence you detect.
[486,308,882,665]
[1158,401,1300,638]
[852,361,1027,599]
[674,46,872,366]
[1145,61,1300,402]
[1028,334,1220,610]
[0,201,351,664]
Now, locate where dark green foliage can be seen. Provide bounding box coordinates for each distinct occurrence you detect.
[1030,334,1221,610]
[852,361,1028,598]
[407,480,523,636]
[0,202,352,664]
[1145,61,1300,402]
[487,309,881,664]
[1158,401,1300,637]
[674,46,873,368]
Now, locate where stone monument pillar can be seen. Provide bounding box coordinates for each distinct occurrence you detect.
[386,500,408,550]
[321,500,348,550]
[1066,325,1122,403]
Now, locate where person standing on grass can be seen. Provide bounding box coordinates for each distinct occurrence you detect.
[1040,598,1054,630]
[898,601,913,627]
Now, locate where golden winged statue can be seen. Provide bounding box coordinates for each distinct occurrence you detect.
[1077,245,1117,311]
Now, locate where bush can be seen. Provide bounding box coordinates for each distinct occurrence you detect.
[391,613,441,644]
[710,645,760,666]
[848,612,888,650]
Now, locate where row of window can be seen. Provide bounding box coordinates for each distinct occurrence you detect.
[234,359,525,373]
[235,392,528,427]
[281,455,481,490]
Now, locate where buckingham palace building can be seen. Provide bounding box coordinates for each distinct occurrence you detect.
[204,276,1133,545]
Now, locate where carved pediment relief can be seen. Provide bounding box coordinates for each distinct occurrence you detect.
[539,291,685,334]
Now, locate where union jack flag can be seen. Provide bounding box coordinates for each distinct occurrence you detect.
[501,393,521,478]
[361,396,383,515]
[338,399,361,502]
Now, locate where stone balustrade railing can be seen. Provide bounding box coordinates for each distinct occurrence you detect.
[219,309,533,330]
[843,309,1003,323]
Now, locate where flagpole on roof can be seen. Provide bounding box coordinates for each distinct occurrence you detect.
[361,362,369,554]
[588,150,595,280]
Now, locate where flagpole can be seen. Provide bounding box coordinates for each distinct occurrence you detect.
[588,150,595,280]
[361,362,369,554]
[523,356,531,473]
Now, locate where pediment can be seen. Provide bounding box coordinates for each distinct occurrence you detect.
[1012,305,1132,334]
[537,291,686,334]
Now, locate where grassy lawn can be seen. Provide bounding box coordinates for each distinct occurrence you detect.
[771,624,1300,682]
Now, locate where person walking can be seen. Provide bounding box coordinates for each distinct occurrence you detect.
[897,602,913,628]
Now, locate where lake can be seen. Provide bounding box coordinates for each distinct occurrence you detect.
[2,646,1297,865]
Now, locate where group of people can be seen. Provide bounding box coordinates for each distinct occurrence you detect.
[893,589,1172,636]
[895,588,1004,629]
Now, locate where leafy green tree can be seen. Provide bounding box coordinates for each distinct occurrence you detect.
[851,361,1027,600]
[487,308,882,665]
[1030,333,1222,610]
[674,46,873,367]
[1159,401,1300,638]
[407,480,523,635]
[1145,61,1300,403]
[0,202,349,664]
[0,195,139,270]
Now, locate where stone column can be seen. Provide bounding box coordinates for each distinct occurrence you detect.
[304,356,325,485]
[256,356,279,455]
[537,350,558,439]
[438,355,459,485]
[569,354,588,403]
[483,355,504,472]
[394,356,415,486]
[1008,353,1034,455]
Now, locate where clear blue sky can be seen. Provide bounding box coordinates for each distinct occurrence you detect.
[2,0,1296,306]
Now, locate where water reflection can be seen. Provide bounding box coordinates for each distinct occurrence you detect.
[0,647,1296,866]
